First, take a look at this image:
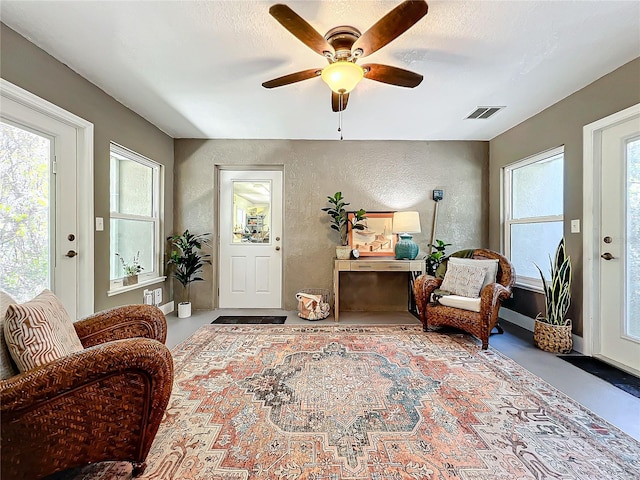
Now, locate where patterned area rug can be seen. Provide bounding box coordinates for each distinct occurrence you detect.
[65,325,640,479]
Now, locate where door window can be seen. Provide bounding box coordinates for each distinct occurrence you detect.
[0,121,52,302]
[231,181,271,244]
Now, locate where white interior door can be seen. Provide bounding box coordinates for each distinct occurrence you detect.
[0,97,78,317]
[218,170,283,308]
[598,113,640,374]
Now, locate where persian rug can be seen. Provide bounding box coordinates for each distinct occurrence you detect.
[62,325,640,480]
[560,355,640,399]
[211,315,287,324]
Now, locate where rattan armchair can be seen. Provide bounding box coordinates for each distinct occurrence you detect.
[414,249,515,349]
[1,305,174,480]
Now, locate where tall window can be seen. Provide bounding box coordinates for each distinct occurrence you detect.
[503,146,564,289]
[109,143,161,288]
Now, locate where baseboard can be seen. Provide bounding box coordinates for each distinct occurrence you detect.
[499,308,584,354]
[160,301,174,315]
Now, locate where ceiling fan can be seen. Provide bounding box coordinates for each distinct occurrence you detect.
[262,1,429,112]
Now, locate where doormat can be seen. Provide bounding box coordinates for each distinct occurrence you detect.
[211,315,287,324]
[559,355,640,399]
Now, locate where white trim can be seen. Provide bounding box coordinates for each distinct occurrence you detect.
[582,103,640,357]
[500,308,584,353]
[107,275,166,296]
[0,79,95,317]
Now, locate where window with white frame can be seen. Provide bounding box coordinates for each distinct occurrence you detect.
[503,146,564,289]
[109,143,162,288]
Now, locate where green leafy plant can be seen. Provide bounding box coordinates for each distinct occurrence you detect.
[534,238,572,326]
[321,192,367,246]
[115,251,143,277]
[167,230,211,303]
[425,240,451,276]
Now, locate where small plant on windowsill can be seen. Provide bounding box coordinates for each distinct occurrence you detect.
[116,252,143,286]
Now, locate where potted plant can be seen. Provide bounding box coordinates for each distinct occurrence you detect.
[533,237,573,353]
[116,251,143,286]
[167,230,211,318]
[425,239,451,276]
[321,192,367,259]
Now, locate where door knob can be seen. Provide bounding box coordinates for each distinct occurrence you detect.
[601,252,615,260]
[65,250,77,258]
[275,246,281,251]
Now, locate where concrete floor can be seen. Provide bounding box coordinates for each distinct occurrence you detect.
[166,309,640,441]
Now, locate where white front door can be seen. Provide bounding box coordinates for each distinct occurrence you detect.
[597,112,640,374]
[218,170,283,308]
[1,97,79,317]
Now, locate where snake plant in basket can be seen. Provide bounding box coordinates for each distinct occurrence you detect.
[533,237,573,353]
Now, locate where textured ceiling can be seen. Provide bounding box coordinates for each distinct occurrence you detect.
[1,1,639,141]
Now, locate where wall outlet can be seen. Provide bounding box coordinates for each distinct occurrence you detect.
[570,219,580,233]
[95,217,104,231]
[154,288,162,306]
[143,289,153,305]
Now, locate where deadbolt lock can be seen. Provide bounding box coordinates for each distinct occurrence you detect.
[603,236,612,244]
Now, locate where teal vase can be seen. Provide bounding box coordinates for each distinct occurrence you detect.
[395,233,419,260]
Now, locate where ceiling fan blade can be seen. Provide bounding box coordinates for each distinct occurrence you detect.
[332,92,350,112]
[262,68,322,89]
[269,4,335,58]
[352,0,428,58]
[362,63,423,88]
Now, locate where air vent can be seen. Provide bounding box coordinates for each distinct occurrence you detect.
[466,106,505,120]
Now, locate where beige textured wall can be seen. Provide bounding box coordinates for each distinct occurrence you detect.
[174,139,489,311]
[0,23,175,312]
[489,57,640,335]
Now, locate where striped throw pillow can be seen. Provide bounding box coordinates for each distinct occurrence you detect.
[0,290,20,379]
[4,289,83,372]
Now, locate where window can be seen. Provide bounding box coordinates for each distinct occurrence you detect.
[503,146,564,289]
[109,143,162,290]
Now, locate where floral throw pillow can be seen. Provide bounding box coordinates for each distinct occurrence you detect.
[440,263,488,298]
[4,289,83,372]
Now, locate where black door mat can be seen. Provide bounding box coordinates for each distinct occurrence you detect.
[212,316,287,324]
[559,355,640,399]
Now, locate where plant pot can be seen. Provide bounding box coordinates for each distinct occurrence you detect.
[534,316,573,353]
[336,245,351,260]
[178,301,192,319]
[123,275,138,286]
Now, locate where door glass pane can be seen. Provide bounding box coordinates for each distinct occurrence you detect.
[512,153,563,219]
[626,137,640,339]
[0,121,51,302]
[109,218,155,280]
[232,181,271,244]
[510,221,563,280]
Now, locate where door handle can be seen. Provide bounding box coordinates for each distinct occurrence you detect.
[601,252,615,260]
[65,250,77,258]
[275,246,281,251]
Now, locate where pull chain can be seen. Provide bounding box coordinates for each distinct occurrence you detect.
[338,93,344,140]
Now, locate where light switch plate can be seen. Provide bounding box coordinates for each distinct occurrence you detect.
[571,219,580,233]
[95,217,104,231]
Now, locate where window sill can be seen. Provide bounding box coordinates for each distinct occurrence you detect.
[513,281,544,294]
[107,276,166,296]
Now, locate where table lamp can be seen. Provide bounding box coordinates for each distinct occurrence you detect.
[392,211,421,260]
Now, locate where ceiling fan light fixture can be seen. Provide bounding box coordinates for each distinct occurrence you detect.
[321,61,364,94]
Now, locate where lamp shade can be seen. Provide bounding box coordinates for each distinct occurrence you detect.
[392,211,421,234]
[321,61,364,94]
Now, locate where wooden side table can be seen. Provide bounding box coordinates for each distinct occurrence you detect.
[333,258,425,321]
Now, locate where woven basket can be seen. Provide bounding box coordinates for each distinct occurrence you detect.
[534,316,573,353]
[296,288,331,321]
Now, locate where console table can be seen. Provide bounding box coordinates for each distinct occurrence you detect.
[333,258,425,321]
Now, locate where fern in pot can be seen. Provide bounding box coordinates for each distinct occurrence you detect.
[533,237,573,353]
[167,230,211,318]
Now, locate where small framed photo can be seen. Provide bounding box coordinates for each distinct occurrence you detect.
[348,211,396,257]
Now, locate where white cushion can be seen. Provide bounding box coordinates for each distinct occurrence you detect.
[437,294,482,313]
[0,290,19,379]
[440,263,488,298]
[4,289,83,372]
[448,257,499,291]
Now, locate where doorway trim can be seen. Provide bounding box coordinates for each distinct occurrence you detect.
[1,79,95,316]
[582,103,640,359]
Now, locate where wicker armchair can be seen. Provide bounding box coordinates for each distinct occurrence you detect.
[414,249,515,349]
[0,305,174,480]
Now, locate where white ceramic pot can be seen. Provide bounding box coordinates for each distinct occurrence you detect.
[178,301,192,318]
[336,245,351,260]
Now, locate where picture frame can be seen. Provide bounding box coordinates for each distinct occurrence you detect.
[348,211,396,257]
